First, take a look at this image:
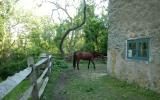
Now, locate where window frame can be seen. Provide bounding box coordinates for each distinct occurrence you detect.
[126,38,150,61]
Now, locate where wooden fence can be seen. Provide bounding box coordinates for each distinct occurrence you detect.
[0,53,52,100]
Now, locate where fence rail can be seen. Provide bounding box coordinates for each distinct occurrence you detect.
[0,53,53,100]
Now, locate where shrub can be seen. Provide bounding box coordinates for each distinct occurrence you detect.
[54,59,68,69]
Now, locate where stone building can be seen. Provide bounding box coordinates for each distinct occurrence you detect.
[107,0,160,92]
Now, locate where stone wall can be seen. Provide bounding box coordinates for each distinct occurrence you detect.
[107,0,160,92]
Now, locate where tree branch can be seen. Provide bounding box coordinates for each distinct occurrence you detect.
[48,1,73,22]
[59,0,86,55]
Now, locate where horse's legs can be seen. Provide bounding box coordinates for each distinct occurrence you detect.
[74,62,76,70]
[73,54,76,70]
[73,59,76,70]
[91,59,95,70]
[77,60,80,70]
[88,60,90,69]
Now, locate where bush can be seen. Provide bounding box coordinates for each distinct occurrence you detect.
[0,58,27,80]
[0,46,44,80]
[54,59,68,69]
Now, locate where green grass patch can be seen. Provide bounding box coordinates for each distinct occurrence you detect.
[40,62,160,100]
[41,59,68,100]
[63,63,160,100]
[41,66,62,99]
[3,79,30,100]
[64,75,160,100]
[101,76,160,100]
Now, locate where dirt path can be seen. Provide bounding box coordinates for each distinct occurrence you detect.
[52,69,73,100]
[52,63,107,100]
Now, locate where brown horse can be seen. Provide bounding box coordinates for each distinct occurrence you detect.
[73,51,102,70]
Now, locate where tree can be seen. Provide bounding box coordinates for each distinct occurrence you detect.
[47,0,87,55]
[82,3,108,54]
[0,0,18,58]
[59,0,87,55]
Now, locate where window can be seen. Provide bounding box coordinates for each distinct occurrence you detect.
[127,38,149,60]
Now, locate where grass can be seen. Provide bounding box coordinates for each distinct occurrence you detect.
[41,66,63,99]
[65,75,160,100]
[6,60,159,100]
[108,76,159,100]
[3,79,30,100]
[41,59,68,100]
[63,63,160,100]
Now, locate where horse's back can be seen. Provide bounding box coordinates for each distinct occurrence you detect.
[76,52,93,60]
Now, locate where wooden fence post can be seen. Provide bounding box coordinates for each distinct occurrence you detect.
[40,53,48,73]
[32,65,39,100]
[27,57,34,68]
[27,57,39,100]
[47,55,50,75]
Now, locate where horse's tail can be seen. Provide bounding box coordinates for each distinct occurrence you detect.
[73,51,77,69]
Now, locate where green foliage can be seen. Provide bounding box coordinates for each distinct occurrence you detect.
[82,4,108,54]
[0,0,108,81]
[54,59,68,69]
[0,53,27,79]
